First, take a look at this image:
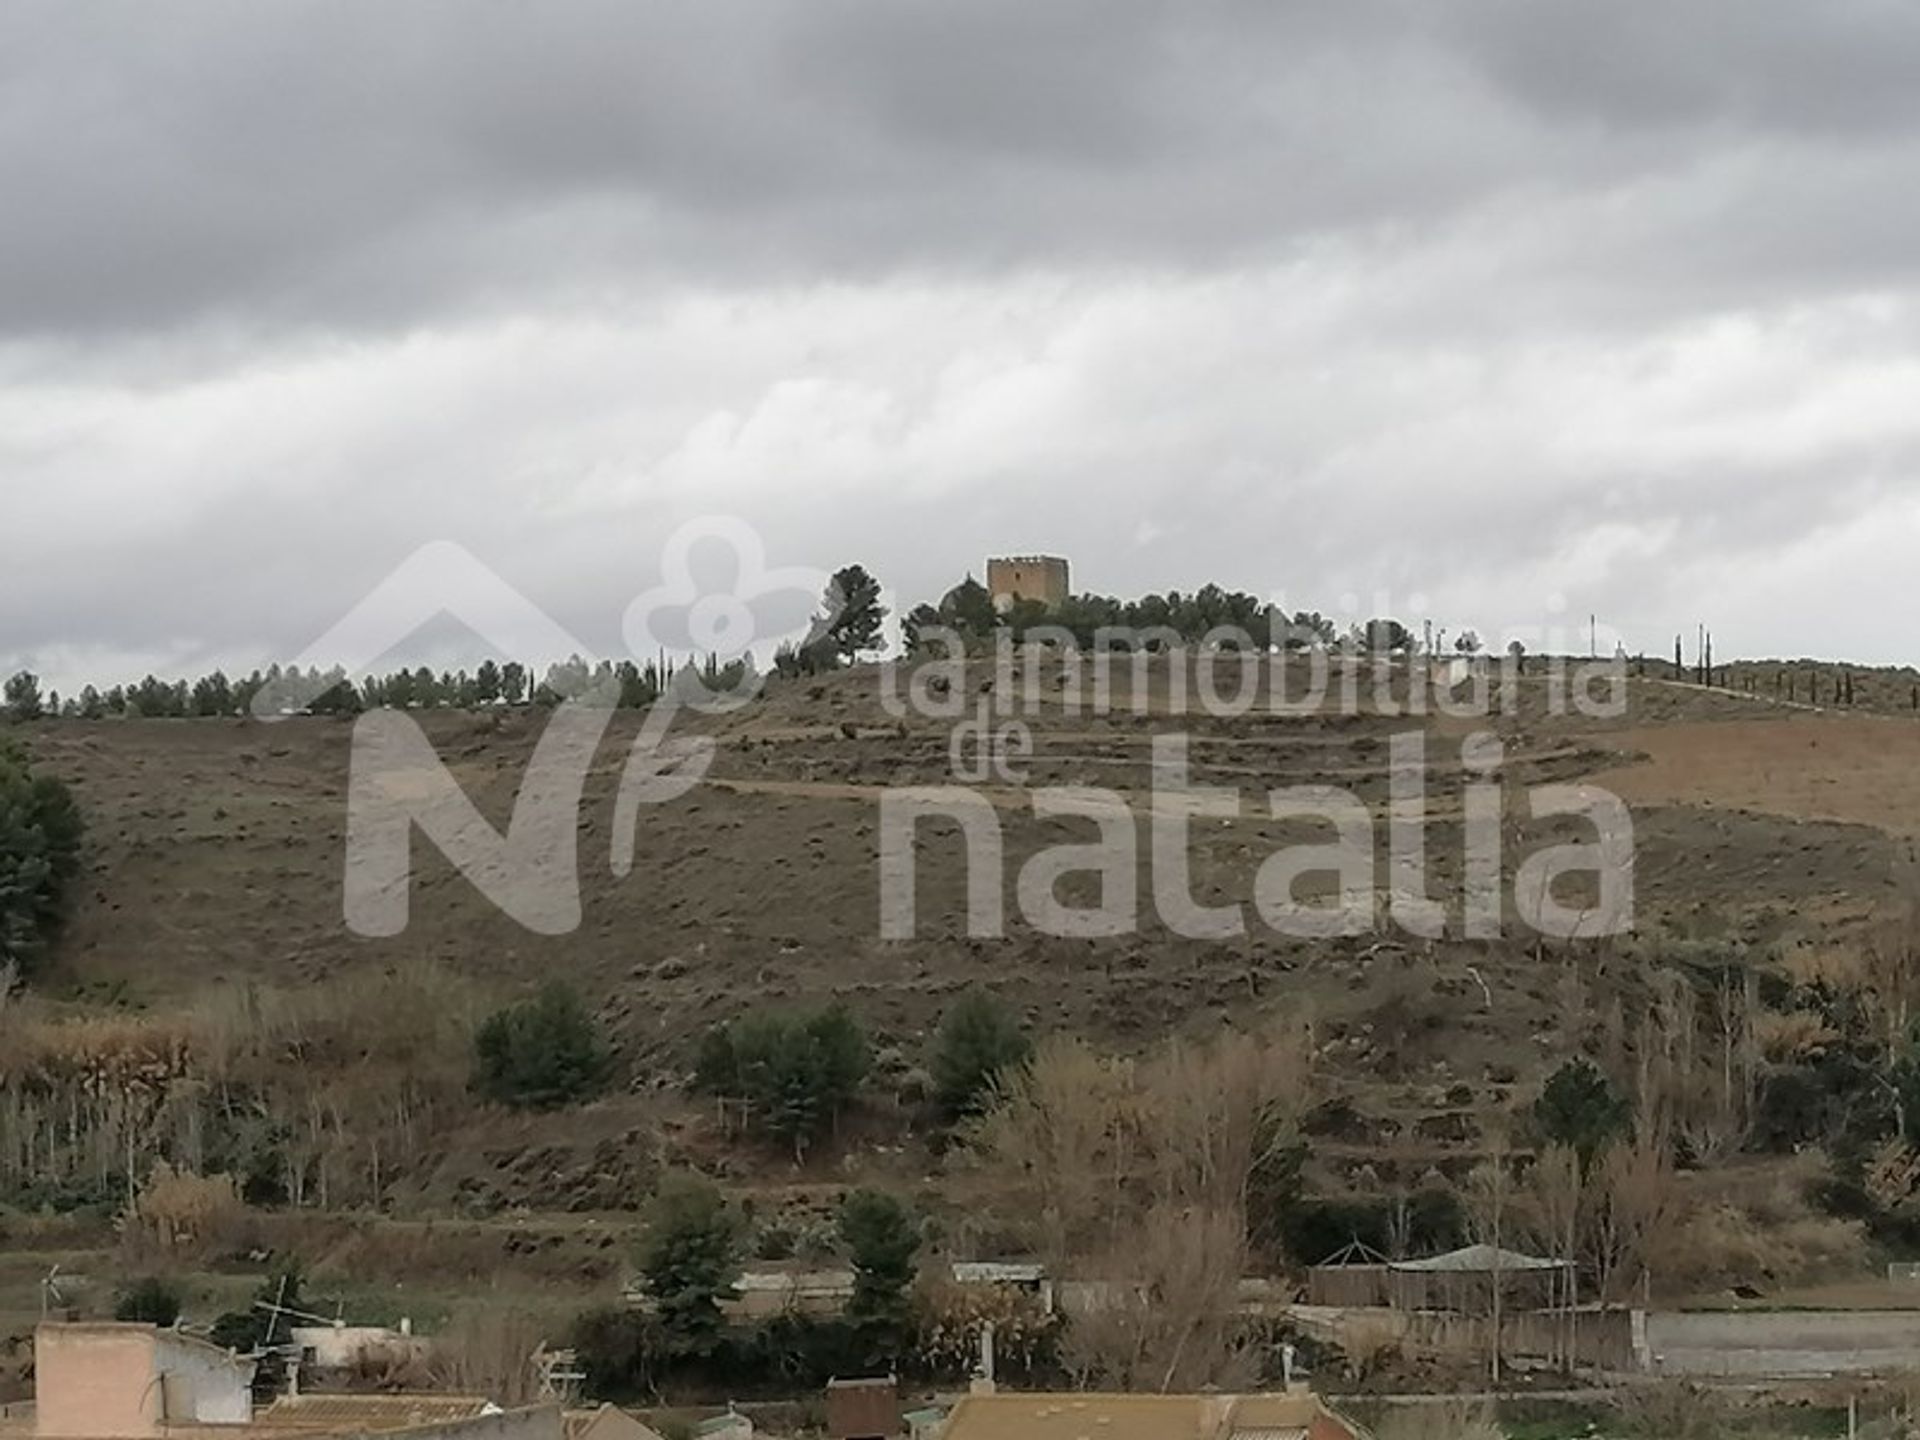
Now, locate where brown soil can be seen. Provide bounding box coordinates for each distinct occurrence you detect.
[1592,711,1920,837]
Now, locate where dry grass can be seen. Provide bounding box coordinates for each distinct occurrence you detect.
[1607,1379,1733,1439]
[0,962,481,1090]
[0,1008,197,1088]
[1647,1156,1868,1295]
[1593,712,1920,837]
[1779,943,1870,993]
[308,1218,625,1287]
[430,1306,558,1407]
[1,960,491,1214]
[1334,1311,1406,1386]
[961,1022,1314,1264]
[120,1163,248,1258]
[1752,1008,1840,1063]
[193,961,486,1083]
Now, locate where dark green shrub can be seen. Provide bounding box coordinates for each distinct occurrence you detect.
[114,1276,183,1326]
[738,1314,867,1387]
[0,739,84,978]
[1278,1196,1393,1266]
[474,983,613,1109]
[930,993,1030,1120]
[754,1224,797,1261]
[1404,1186,1468,1254]
[570,1305,665,1400]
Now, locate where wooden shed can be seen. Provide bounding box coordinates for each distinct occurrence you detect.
[826,1377,900,1440]
[1306,1239,1393,1308]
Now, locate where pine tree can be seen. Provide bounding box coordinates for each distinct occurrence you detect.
[823,565,888,663]
[691,1007,870,1159]
[0,741,84,978]
[839,1189,921,1346]
[501,661,529,704]
[638,1175,742,1359]
[1533,1057,1631,1173]
[931,992,1031,1120]
[3,671,44,722]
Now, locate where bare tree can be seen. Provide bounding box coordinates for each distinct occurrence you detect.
[121,1163,246,1258]
[1137,1023,1313,1216]
[1463,1128,1513,1385]
[1058,1202,1257,1394]
[961,1037,1142,1264]
[1523,1143,1583,1276]
[1700,970,1760,1163]
[431,1306,551,1406]
[965,1023,1313,1267]
[966,1023,1314,1390]
[1518,1142,1583,1370]
[1633,961,1756,1166]
[1587,1120,1681,1304]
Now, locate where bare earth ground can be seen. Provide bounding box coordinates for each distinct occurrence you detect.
[1593,709,1920,838]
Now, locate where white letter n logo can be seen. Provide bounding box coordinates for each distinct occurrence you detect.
[345,704,612,937]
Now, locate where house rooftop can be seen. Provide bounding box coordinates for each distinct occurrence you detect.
[34,1322,252,1369]
[940,1391,1365,1440]
[256,1395,497,1430]
[562,1405,666,1440]
[1388,1243,1569,1273]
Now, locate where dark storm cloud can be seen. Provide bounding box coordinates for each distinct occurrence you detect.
[5,0,1918,341]
[1452,1,1920,137]
[4,1,1920,686]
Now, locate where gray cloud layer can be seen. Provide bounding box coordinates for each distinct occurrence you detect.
[4,1,1919,685]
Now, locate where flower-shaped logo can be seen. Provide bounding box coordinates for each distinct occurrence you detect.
[622,515,833,713]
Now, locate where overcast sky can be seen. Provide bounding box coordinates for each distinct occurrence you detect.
[5,1,1920,691]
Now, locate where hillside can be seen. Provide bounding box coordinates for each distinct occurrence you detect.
[5,654,1920,1362]
[23,661,1906,1049]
